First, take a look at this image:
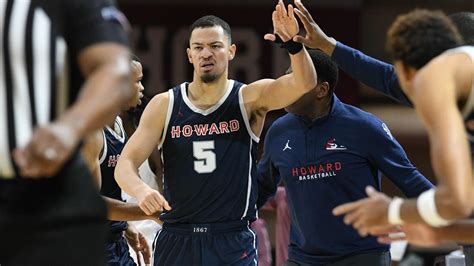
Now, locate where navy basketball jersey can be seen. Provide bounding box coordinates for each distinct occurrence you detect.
[100,116,128,233]
[159,80,259,224]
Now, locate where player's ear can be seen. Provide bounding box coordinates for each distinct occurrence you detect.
[316,82,329,98]
[228,44,236,61]
[186,47,193,64]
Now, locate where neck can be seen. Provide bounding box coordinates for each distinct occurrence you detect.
[188,73,229,107]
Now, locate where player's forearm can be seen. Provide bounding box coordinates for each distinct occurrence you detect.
[429,132,472,219]
[104,197,152,221]
[399,191,471,225]
[435,220,474,244]
[289,47,317,94]
[60,55,133,139]
[115,159,149,197]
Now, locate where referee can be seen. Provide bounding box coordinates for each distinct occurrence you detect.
[0,0,133,265]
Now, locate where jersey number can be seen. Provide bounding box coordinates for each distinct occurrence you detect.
[193,141,216,173]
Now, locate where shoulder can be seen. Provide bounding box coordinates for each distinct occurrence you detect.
[143,91,171,118]
[265,114,294,138]
[338,103,391,135]
[335,103,374,125]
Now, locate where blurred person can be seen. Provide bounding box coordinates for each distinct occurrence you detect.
[82,59,157,265]
[260,187,290,266]
[257,49,433,265]
[0,0,133,265]
[330,9,473,234]
[115,2,318,264]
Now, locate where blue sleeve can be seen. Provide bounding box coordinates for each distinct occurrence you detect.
[332,42,412,107]
[256,129,281,209]
[365,117,433,197]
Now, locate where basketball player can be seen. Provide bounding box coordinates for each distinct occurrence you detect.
[82,59,159,265]
[331,9,474,235]
[257,49,433,265]
[115,3,318,265]
[0,0,133,265]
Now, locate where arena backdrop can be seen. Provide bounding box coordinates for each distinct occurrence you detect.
[118,2,361,105]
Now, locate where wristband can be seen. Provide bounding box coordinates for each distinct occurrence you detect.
[388,197,404,225]
[274,35,303,55]
[417,188,452,227]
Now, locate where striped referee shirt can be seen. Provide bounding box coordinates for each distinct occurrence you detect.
[0,0,128,179]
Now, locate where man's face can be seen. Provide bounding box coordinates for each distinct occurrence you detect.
[128,60,144,109]
[187,26,235,83]
[285,87,319,114]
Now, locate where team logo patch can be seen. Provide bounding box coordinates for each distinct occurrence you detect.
[283,140,292,151]
[325,138,347,151]
[382,123,394,140]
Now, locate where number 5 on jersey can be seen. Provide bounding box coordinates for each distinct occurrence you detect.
[193,141,216,173]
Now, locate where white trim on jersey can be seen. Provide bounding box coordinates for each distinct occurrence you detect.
[247,224,258,265]
[98,130,108,164]
[158,90,174,149]
[0,1,14,178]
[32,8,51,126]
[180,80,234,116]
[442,46,474,117]
[238,85,260,143]
[241,138,253,219]
[11,0,33,148]
[105,116,126,143]
[55,37,68,117]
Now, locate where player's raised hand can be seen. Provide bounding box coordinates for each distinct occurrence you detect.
[333,186,392,237]
[264,0,299,42]
[292,0,336,55]
[136,185,171,215]
[13,121,80,178]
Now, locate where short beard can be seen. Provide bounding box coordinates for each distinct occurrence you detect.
[200,73,220,83]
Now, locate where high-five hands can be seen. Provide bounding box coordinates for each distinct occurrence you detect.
[264,0,299,42]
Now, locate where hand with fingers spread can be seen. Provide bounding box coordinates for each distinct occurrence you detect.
[333,186,392,237]
[13,120,80,178]
[292,0,337,55]
[136,185,171,215]
[125,224,152,265]
[264,0,299,42]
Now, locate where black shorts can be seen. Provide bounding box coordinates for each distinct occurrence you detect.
[0,152,107,265]
[106,235,136,266]
[154,221,258,266]
[286,251,391,266]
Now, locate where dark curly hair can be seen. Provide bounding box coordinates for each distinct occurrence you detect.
[449,12,474,45]
[386,9,462,69]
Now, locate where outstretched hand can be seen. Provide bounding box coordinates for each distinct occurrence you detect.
[333,186,392,237]
[292,0,336,54]
[264,0,299,42]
